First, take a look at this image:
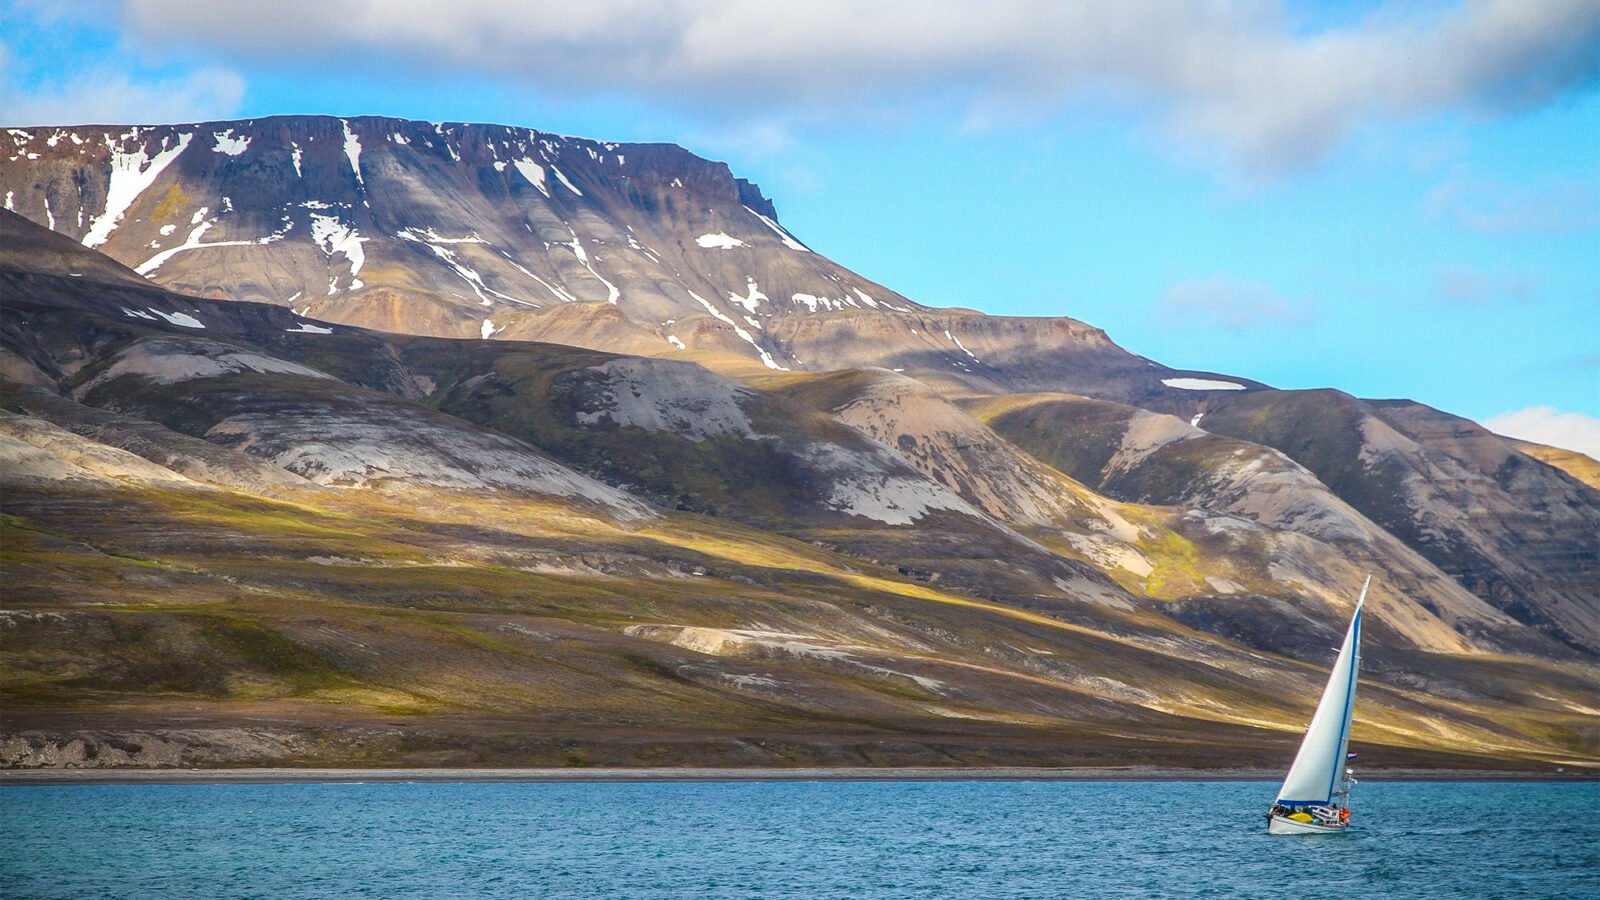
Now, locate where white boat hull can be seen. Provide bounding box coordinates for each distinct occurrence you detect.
[1268,814,1350,835]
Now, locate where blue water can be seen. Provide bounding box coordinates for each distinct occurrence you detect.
[2,780,1595,898]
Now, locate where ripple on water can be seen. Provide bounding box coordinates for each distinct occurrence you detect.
[1,780,1596,899]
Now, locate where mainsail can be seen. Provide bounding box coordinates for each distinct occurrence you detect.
[1275,576,1368,806]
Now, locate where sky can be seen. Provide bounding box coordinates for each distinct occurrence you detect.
[4,0,1598,455]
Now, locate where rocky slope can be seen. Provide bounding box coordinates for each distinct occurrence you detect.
[1194,390,1600,653]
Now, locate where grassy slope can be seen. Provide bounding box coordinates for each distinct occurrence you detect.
[1512,440,1600,491]
[4,436,1596,770]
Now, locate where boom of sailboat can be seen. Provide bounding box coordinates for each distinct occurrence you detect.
[1266,575,1369,835]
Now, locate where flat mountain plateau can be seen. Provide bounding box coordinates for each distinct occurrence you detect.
[1,118,1596,771]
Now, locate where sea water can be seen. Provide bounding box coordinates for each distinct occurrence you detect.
[2,780,1595,898]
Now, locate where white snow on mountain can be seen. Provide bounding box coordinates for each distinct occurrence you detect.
[1162,377,1246,391]
[696,233,745,249]
[551,166,583,195]
[745,206,809,252]
[513,158,550,197]
[84,131,192,248]
[340,119,364,188]
[212,130,250,156]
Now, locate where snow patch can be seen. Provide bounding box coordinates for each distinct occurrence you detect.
[309,214,367,287]
[729,279,768,314]
[550,166,583,195]
[340,119,364,188]
[696,232,745,249]
[286,322,333,335]
[625,231,662,264]
[400,231,525,306]
[689,291,785,370]
[290,142,303,177]
[84,131,192,248]
[135,214,285,276]
[211,129,249,155]
[1162,377,1245,391]
[497,250,573,304]
[513,158,550,197]
[398,227,485,244]
[744,205,809,251]
[564,229,620,304]
[944,329,980,361]
[150,310,205,329]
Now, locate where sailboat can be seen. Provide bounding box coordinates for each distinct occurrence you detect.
[1266,575,1369,835]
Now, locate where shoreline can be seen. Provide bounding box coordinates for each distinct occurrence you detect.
[3,766,1594,786]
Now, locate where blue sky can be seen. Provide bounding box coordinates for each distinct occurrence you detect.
[4,0,1598,453]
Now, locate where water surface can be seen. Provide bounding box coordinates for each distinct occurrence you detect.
[3,780,1595,898]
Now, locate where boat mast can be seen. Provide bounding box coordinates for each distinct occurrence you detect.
[1272,575,1369,811]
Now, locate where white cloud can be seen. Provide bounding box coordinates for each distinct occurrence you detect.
[0,57,244,127]
[1484,407,1600,459]
[1158,275,1315,330]
[1425,176,1600,234]
[117,0,1600,175]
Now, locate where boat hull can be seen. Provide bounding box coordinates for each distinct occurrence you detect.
[1268,814,1350,835]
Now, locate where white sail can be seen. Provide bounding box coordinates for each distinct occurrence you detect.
[1275,576,1368,806]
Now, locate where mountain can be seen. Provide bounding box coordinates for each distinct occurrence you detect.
[2,116,1598,772]
[1194,391,1600,653]
[0,116,1250,403]
[965,392,1599,653]
[10,116,1593,654]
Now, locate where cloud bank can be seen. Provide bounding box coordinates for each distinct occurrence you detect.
[0,61,245,127]
[1484,406,1600,459]
[117,0,1600,174]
